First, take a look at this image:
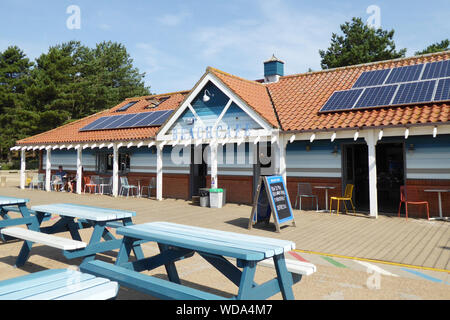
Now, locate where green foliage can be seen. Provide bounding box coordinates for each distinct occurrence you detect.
[0,41,150,161]
[0,46,36,161]
[319,17,407,69]
[415,39,450,55]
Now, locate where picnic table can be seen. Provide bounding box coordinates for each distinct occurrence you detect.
[80,222,315,300]
[0,196,45,242]
[1,203,144,267]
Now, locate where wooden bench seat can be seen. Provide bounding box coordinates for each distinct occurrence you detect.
[0,269,118,300]
[1,227,87,250]
[80,260,225,300]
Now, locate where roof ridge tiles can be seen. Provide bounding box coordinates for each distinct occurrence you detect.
[125,90,191,101]
[207,66,266,87]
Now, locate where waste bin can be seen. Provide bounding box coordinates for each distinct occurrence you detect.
[199,190,210,207]
[209,188,223,208]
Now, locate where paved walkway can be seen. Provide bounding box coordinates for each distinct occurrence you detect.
[0,186,448,270]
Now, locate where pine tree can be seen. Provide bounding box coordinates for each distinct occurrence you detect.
[319,17,406,69]
[0,46,35,161]
[415,39,450,55]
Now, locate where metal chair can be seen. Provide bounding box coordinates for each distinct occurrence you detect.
[119,177,138,197]
[294,183,318,211]
[398,186,430,221]
[50,175,63,191]
[29,174,45,190]
[330,184,356,215]
[141,177,156,198]
[99,177,113,195]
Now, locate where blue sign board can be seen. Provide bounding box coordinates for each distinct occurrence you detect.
[249,175,295,232]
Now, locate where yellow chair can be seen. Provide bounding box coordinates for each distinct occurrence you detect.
[330,184,356,215]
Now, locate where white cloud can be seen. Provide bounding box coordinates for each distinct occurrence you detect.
[192,0,346,75]
[157,11,190,27]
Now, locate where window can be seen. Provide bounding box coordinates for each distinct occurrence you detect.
[116,101,137,112]
[145,97,170,109]
[96,152,131,174]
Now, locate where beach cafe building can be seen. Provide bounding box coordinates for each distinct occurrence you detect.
[12,51,450,219]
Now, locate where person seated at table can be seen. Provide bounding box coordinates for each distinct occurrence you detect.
[55,166,68,191]
[68,167,83,193]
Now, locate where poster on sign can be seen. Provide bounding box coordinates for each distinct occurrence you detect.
[248,175,296,233]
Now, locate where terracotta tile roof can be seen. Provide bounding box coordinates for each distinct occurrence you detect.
[208,67,280,127]
[16,51,450,146]
[267,51,450,132]
[16,91,189,145]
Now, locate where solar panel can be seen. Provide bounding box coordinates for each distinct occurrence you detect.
[320,89,363,112]
[354,85,398,109]
[79,110,175,131]
[89,115,122,130]
[352,69,390,88]
[116,101,137,112]
[434,78,450,102]
[151,110,173,126]
[391,80,436,105]
[115,113,145,128]
[421,60,450,80]
[385,64,424,84]
[79,117,110,131]
[131,111,166,127]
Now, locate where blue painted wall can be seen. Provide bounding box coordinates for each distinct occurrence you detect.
[168,81,262,139]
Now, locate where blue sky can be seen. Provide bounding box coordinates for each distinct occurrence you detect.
[1,0,449,94]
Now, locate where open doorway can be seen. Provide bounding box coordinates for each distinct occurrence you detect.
[342,142,405,213]
[376,142,405,213]
[252,142,274,198]
[189,144,208,199]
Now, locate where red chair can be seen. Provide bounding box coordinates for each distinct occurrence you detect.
[83,176,97,194]
[398,186,430,221]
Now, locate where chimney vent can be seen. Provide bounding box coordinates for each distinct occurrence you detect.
[264,54,284,83]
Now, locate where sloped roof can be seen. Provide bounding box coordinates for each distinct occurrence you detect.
[16,51,450,146]
[267,51,450,132]
[209,67,280,127]
[16,91,189,145]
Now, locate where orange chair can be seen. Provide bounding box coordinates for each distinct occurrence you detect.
[330,184,356,215]
[83,176,97,194]
[398,186,429,221]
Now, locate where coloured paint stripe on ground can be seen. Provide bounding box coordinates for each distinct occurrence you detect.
[355,260,398,277]
[321,256,347,268]
[289,251,309,262]
[294,249,450,274]
[401,268,449,284]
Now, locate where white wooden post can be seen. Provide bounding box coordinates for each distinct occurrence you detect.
[365,130,378,218]
[45,148,52,191]
[76,147,83,194]
[20,148,26,189]
[210,142,218,188]
[112,143,119,197]
[279,135,287,184]
[156,142,163,200]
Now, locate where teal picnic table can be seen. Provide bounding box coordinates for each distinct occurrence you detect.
[80,222,301,300]
[2,203,144,267]
[0,196,49,242]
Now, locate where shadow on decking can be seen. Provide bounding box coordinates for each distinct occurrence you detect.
[225,217,291,232]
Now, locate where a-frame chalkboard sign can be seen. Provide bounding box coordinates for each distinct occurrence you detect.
[248,175,296,233]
